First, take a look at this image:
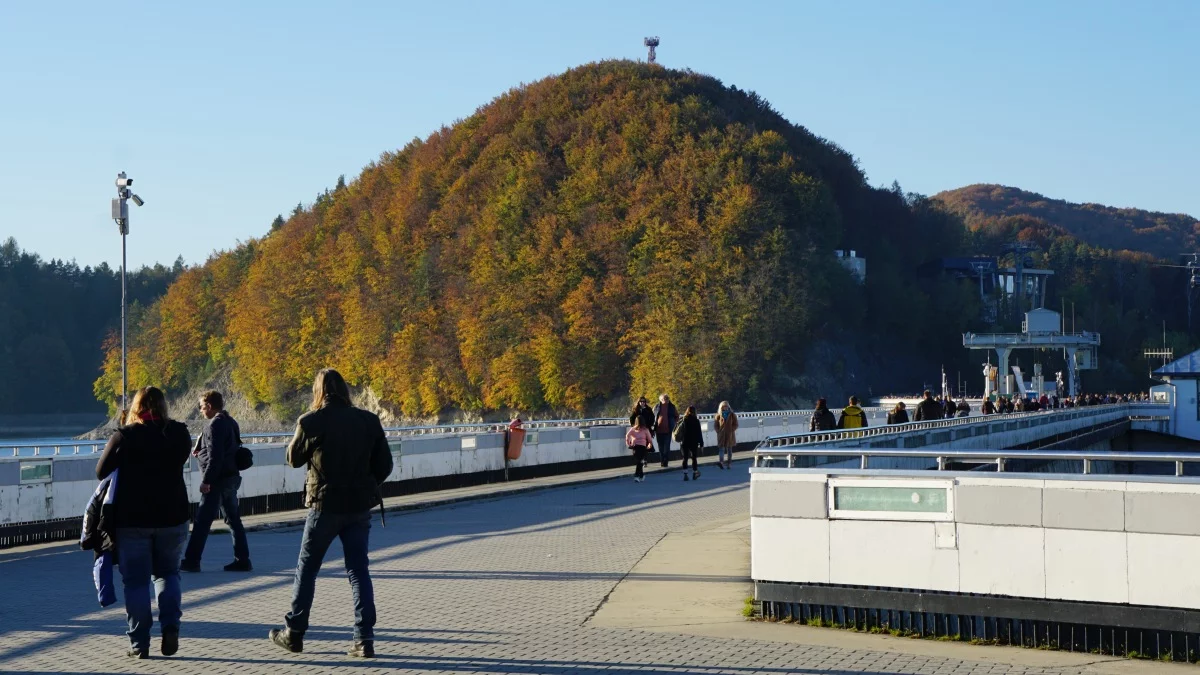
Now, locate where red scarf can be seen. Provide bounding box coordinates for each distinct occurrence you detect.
[137,411,162,422]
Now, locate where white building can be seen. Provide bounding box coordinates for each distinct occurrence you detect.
[834,250,866,283]
[1152,349,1200,440]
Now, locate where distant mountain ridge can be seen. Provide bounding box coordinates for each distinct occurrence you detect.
[934,184,1198,259]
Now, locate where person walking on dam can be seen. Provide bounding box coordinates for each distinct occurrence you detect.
[629,396,654,431]
[714,401,738,470]
[626,415,653,483]
[652,393,678,469]
[914,390,942,421]
[677,405,703,481]
[95,386,192,659]
[180,390,250,573]
[837,396,868,429]
[810,398,836,431]
[887,401,909,425]
[270,368,394,659]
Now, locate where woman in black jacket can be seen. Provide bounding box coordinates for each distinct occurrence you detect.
[95,386,192,660]
[678,406,703,481]
[629,397,654,431]
[810,399,837,431]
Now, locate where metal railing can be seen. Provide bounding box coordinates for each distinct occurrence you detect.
[755,403,1165,449]
[0,416,632,458]
[753,446,1200,477]
[1,403,1163,459]
[2,409,855,458]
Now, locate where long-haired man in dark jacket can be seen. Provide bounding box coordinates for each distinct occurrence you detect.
[270,368,394,659]
[181,390,250,572]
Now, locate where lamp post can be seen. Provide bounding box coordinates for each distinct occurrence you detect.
[111,172,145,414]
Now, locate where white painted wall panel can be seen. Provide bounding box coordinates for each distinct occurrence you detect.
[829,520,959,592]
[1045,528,1128,604]
[957,524,1046,598]
[15,483,50,523]
[1127,532,1200,610]
[751,516,829,584]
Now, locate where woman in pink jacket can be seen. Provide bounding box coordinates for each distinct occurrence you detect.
[625,416,653,483]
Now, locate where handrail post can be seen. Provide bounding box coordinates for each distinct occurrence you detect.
[1177,460,1185,477]
[996,457,1005,472]
[1083,458,1092,475]
[937,456,946,471]
[860,454,868,470]
[787,454,795,469]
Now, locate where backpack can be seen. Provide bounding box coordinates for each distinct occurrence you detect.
[235,445,254,471]
[672,418,687,443]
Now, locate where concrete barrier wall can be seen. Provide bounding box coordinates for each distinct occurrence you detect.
[0,409,839,528]
[750,469,1200,610]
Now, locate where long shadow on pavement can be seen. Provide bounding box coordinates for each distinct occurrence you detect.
[0,464,750,666]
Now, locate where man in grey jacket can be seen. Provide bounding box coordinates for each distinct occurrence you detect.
[180,390,251,572]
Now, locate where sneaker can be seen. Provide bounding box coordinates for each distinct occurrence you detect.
[693,470,700,480]
[716,462,725,470]
[161,629,179,657]
[126,647,148,659]
[179,559,200,573]
[683,472,689,481]
[223,559,253,572]
[348,641,375,658]
[269,627,304,654]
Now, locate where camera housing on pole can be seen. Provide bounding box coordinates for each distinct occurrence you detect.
[111,171,145,413]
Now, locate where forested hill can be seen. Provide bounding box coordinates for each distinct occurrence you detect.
[98,60,971,421]
[935,184,1198,258]
[0,238,181,415]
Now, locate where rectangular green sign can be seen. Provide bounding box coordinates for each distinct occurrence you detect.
[20,462,52,483]
[834,486,947,513]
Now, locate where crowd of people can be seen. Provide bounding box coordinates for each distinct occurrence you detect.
[882,389,1153,423]
[625,394,738,482]
[89,368,390,660]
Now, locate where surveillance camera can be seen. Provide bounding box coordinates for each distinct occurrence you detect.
[130,194,144,207]
[116,176,133,188]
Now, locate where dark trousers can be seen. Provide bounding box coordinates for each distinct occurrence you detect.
[680,443,699,471]
[286,508,376,642]
[184,475,249,564]
[656,432,671,467]
[632,445,649,478]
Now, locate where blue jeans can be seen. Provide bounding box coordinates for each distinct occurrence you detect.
[116,524,189,650]
[183,475,249,563]
[285,509,375,641]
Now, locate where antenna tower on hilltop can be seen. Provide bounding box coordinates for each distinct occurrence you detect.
[644,36,660,64]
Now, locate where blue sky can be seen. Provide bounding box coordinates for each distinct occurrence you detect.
[1,1,1196,269]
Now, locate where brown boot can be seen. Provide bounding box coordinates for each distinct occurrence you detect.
[348,641,375,658]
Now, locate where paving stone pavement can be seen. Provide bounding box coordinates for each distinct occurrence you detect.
[0,463,1109,674]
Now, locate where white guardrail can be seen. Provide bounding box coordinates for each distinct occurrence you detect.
[1,408,904,458]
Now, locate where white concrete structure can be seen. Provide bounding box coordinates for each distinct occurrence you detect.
[963,309,1100,398]
[751,467,1200,611]
[1153,349,1200,441]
